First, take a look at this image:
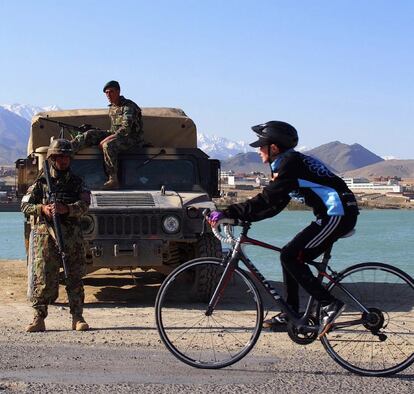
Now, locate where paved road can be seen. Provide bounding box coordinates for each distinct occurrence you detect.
[1,336,413,393]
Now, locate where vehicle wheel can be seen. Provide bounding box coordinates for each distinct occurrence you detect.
[195,232,222,258]
[155,258,263,369]
[191,233,223,301]
[320,262,414,376]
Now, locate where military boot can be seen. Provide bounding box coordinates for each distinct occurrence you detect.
[72,316,89,331]
[26,316,46,333]
[102,176,119,190]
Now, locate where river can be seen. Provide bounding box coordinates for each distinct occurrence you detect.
[1,210,413,280]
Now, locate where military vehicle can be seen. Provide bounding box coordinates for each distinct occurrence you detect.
[16,108,222,290]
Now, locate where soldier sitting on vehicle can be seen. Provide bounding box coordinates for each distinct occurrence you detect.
[21,139,91,332]
[71,80,143,189]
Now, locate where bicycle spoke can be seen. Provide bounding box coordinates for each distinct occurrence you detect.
[321,263,414,376]
[210,314,251,347]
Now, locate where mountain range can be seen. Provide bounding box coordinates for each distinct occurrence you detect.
[1,104,413,178]
[220,142,386,174]
[1,104,60,121]
[221,147,414,178]
[0,104,62,164]
[0,107,30,164]
[197,133,254,160]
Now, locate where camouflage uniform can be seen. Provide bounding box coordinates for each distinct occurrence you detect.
[71,96,143,178]
[21,167,90,319]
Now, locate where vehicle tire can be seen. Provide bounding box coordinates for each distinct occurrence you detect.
[196,232,222,258]
[155,258,263,369]
[191,233,223,301]
[320,262,414,376]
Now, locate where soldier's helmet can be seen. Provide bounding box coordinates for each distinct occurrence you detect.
[47,139,73,159]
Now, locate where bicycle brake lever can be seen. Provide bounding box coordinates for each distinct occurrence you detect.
[200,208,211,237]
[200,216,207,237]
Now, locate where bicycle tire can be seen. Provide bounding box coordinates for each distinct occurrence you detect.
[155,258,263,369]
[321,262,414,376]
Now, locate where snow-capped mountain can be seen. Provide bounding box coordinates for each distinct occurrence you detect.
[0,107,30,163]
[197,133,255,160]
[197,133,309,160]
[0,104,60,121]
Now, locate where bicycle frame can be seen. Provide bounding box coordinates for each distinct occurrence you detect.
[206,223,370,334]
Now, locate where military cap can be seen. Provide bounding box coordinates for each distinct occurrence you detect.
[103,80,120,92]
[47,139,73,159]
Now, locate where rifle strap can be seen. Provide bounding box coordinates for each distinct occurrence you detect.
[45,222,58,244]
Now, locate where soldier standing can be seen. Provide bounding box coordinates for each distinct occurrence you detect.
[71,80,143,189]
[21,139,91,332]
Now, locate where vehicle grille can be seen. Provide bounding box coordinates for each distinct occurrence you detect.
[95,193,155,207]
[97,214,158,236]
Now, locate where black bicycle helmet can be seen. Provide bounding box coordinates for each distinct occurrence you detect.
[250,121,298,149]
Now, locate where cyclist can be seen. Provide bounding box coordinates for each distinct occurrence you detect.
[208,121,359,336]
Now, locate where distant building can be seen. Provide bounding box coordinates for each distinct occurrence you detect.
[373,176,401,183]
[221,173,268,189]
[342,177,403,193]
[220,170,235,178]
[227,175,257,187]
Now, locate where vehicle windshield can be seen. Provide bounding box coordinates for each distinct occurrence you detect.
[71,157,200,191]
[71,159,107,189]
[122,158,199,191]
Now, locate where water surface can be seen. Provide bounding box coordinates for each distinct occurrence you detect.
[1,210,413,280]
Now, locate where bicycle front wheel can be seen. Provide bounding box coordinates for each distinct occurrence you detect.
[321,262,414,376]
[155,258,263,369]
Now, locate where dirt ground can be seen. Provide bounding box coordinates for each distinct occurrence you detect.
[0,259,289,349]
[0,259,165,305]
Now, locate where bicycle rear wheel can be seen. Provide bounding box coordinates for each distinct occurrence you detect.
[155,258,263,369]
[321,262,414,376]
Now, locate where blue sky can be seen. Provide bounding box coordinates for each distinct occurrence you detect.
[1,1,413,158]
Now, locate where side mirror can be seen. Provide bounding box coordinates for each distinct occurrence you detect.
[15,156,39,197]
[208,159,221,198]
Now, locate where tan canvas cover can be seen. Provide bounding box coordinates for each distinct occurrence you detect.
[28,107,197,154]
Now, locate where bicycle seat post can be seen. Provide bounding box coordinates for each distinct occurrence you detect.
[320,244,333,270]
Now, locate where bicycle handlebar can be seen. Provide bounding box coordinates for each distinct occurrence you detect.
[211,219,238,244]
[201,209,238,244]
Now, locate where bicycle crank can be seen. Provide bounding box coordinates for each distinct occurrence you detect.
[287,315,318,345]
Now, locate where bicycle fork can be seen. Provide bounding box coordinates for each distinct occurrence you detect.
[205,250,239,316]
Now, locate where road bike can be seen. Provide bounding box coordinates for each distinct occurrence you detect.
[155,216,414,376]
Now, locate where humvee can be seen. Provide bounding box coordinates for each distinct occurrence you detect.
[16,107,222,287]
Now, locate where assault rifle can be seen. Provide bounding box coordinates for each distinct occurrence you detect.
[39,117,101,138]
[43,159,70,279]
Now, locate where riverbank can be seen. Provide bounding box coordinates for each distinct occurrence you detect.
[0,201,20,212]
[1,194,413,212]
[215,191,414,210]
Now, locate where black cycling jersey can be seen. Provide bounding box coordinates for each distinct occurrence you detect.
[224,150,359,222]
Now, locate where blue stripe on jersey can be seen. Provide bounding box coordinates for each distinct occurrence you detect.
[298,179,344,216]
[270,149,295,172]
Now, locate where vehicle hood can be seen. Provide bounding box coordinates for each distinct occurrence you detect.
[89,190,215,211]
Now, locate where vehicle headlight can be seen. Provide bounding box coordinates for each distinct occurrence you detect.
[162,215,180,234]
[186,206,200,218]
[80,215,95,235]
